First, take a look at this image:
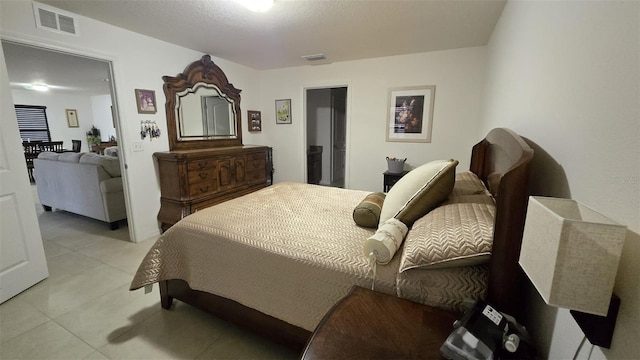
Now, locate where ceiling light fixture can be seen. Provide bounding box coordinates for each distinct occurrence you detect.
[237,0,273,12]
[25,83,50,92]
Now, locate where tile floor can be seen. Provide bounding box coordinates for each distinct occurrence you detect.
[0,188,298,359]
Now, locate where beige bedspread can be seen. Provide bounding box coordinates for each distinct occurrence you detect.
[131,182,487,330]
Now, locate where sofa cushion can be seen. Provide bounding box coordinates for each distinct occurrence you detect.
[37,152,60,161]
[80,153,121,177]
[58,152,84,163]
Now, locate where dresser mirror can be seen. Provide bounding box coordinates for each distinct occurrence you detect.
[164,55,243,150]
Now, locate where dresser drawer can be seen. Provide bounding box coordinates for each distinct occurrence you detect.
[188,181,218,197]
[188,159,217,171]
[246,158,265,172]
[247,152,266,161]
[246,166,267,185]
[187,168,217,184]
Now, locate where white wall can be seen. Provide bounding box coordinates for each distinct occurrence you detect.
[1,2,485,239]
[90,94,116,142]
[12,89,94,152]
[481,1,639,358]
[1,1,260,242]
[258,47,488,192]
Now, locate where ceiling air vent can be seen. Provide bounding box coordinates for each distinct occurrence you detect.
[33,3,79,36]
[301,53,330,66]
[302,54,327,62]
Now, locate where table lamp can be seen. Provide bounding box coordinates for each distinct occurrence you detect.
[518,196,626,348]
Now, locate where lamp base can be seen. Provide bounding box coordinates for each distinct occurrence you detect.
[570,294,620,349]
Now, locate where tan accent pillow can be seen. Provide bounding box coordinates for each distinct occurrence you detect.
[379,159,458,227]
[399,198,496,271]
[353,192,386,228]
[449,171,490,197]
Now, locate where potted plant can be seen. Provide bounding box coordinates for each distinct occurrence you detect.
[86,126,101,146]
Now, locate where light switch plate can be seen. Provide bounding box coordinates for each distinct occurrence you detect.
[132,141,144,152]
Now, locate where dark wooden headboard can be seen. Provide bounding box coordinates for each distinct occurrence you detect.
[470,128,533,318]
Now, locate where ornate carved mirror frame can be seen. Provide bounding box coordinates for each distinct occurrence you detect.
[164,55,243,150]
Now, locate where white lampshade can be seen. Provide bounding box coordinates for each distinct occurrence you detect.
[519,196,626,316]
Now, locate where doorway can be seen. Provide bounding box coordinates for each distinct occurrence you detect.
[306,87,347,188]
[1,40,133,241]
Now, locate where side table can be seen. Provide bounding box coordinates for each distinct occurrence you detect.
[383,170,410,192]
[300,286,458,359]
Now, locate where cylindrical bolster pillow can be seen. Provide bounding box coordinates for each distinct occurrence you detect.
[353,192,386,228]
[363,218,408,264]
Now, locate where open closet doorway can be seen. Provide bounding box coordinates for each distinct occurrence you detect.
[2,39,133,242]
[306,87,347,188]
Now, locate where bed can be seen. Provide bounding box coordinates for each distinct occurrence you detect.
[130,127,533,350]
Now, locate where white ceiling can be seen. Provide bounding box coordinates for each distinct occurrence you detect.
[38,0,506,70]
[4,0,506,95]
[3,40,112,96]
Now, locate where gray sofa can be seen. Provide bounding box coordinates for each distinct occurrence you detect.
[33,152,127,230]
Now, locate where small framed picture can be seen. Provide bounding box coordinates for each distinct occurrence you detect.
[135,89,157,114]
[386,85,436,143]
[275,99,292,124]
[66,109,79,127]
[248,110,262,132]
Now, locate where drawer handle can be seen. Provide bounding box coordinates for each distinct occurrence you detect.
[198,171,208,179]
[199,186,210,193]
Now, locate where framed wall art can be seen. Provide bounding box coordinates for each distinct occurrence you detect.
[135,89,157,114]
[66,109,79,127]
[248,110,262,131]
[275,99,292,124]
[386,85,435,143]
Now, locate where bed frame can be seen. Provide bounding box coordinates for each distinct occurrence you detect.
[158,128,533,350]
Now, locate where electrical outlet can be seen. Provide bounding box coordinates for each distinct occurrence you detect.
[132,141,144,152]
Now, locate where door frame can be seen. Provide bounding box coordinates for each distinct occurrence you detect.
[1,35,137,242]
[302,83,351,188]
[329,87,347,185]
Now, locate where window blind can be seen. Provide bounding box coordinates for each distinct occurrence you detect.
[15,105,51,142]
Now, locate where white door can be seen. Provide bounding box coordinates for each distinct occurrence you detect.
[0,43,48,303]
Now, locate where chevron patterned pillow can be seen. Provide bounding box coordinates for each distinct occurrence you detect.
[399,197,496,271]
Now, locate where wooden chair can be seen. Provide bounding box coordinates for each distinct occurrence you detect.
[22,142,40,182]
[72,140,81,152]
[39,141,64,152]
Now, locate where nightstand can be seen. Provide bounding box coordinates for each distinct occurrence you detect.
[383,170,410,192]
[300,286,458,359]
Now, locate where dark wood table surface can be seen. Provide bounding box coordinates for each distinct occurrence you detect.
[301,286,459,360]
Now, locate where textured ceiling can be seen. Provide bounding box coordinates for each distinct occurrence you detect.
[37,0,507,70]
[4,0,506,95]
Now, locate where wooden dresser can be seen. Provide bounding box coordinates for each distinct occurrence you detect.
[155,145,273,231]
